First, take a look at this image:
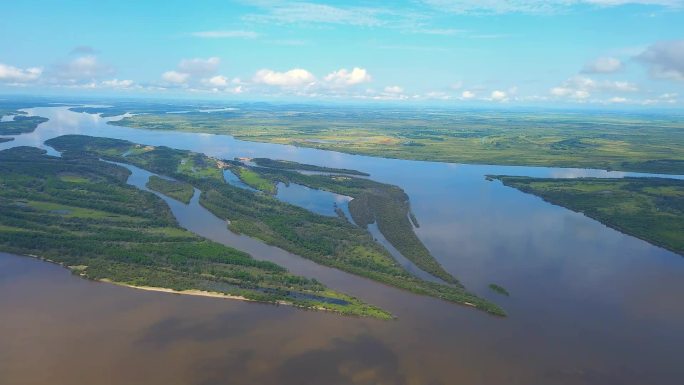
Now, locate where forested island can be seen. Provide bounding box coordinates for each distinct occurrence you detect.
[0,115,49,135]
[47,134,506,316]
[0,146,391,319]
[146,176,194,204]
[493,176,684,256]
[72,103,684,174]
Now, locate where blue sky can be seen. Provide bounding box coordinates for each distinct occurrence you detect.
[1,0,683,107]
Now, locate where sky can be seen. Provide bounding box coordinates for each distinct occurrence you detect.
[1,0,683,107]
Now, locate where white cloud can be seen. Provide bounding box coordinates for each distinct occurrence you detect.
[324,67,372,86]
[101,79,136,89]
[461,90,475,99]
[253,68,316,87]
[636,40,684,81]
[53,55,112,80]
[177,57,220,75]
[0,63,42,82]
[550,75,638,100]
[191,30,259,39]
[204,75,229,87]
[582,57,623,74]
[162,71,190,84]
[609,96,627,103]
[490,90,508,102]
[384,85,404,93]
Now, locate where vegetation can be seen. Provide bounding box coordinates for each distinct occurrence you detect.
[0,137,13,143]
[0,115,49,135]
[252,157,370,176]
[489,284,510,296]
[0,145,391,319]
[86,103,684,174]
[493,176,684,256]
[47,135,506,316]
[146,176,194,203]
[230,166,276,194]
[242,162,458,284]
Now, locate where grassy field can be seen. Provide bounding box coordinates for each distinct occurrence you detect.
[0,146,391,319]
[493,176,684,256]
[146,176,194,203]
[75,103,684,175]
[47,134,506,316]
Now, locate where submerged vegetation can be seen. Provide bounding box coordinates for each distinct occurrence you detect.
[0,146,391,319]
[493,176,684,256]
[489,284,510,296]
[146,176,194,204]
[47,134,506,316]
[80,103,684,174]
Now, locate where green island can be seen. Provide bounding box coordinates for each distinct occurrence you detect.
[47,134,506,316]
[252,158,370,176]
[0,137,13,143]
[146,176,194,204]
[0,146,390,319]
[492,176,684,256]
[79,104,684,174]
[230,165,277,194]
[0,115,49,135]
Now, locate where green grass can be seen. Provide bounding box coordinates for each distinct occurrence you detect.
[146,176,194,203]
[96,105,684,175]
[493,176,684,256]
[233,167,276,194]
[0,145,391,319]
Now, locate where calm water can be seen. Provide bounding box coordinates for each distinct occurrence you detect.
[1,107,683,385]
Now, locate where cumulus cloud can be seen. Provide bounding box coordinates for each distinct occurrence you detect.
[191,30,259,39]
[161,57,226,89]
[177,57,220,75]
[461,90,475,99]
[636,40,684,81]
[550,75,638,100]
[490,90,508,102]
[581,57,623,74]
[324,67,372,86]
[204,75,229,87]
[100,79,136,89]
[162,71,190,84]
[253,68,316,87]
[0,63,42,83]
[384,85,404,93]
[53,55,112,81]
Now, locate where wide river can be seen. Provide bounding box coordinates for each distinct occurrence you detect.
[1,106,682,385]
